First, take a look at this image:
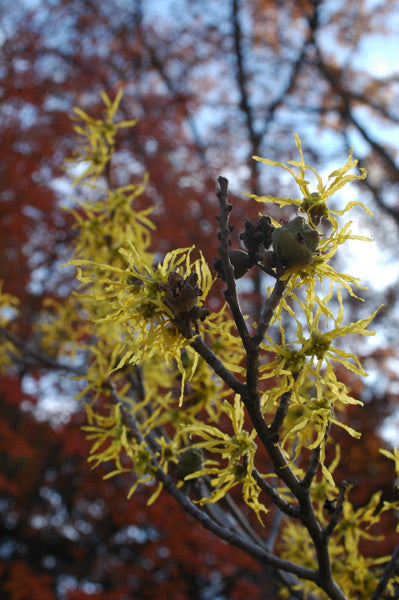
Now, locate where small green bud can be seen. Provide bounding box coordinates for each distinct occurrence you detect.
[176,448,204,480]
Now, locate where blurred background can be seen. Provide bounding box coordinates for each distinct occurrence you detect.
[1,1,399,598]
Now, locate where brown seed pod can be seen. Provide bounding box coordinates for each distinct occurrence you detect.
[214,250,257,280]
[240,215,275,254]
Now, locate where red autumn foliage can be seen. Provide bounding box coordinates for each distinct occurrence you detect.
[1,0,399,598]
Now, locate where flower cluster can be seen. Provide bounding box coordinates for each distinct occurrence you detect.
[245,138,381,476]
[49,92,244,505]
[66,89,137,185]
[182,396,266,520]
[35,91,399,600]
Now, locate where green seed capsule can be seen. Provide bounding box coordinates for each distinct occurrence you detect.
[272,217,319,268]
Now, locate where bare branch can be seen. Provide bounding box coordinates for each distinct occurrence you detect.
[215,176,252,346]
[0,327,85,376]
[251,276,287,347]
[270,388,293,437]
[265,508,284,553]
[157,468,321,582]
[371,544,399,600]
[302,445,322,490]
[190,334,246,396]
[323,481,348,540]
[302,421,332,489]
[114,392,320,584]
[231,0,260,155]
[252,468,300,519]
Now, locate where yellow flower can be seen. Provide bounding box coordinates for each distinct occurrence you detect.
[83,401,135,471]
[279,222,373,305]
[201,303,246,375]
[331,550,398,599]
[260,294,378,400]
[182,396,267,520]
[379,447,399,530]
[279,474,397,599]
[248,134,370,229]
[83,399,168,504]
[247,136,374,306]
[65,177,154,266]
[70,244,213,404]
[273,283,377,371]
[259,286,378,471]
[335,490,385,553]
[380,446,399,475]
[66,89,137,185]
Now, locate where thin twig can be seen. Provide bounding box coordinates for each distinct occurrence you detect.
[156,465,320,582]
[323,481,347,540]
[231,0,257,147]
[115,392,320,583]
[371,544,399,600]
[216,176,251,346]
[190,334,246,396]
[301,445,322,490]
[270,388,293,437]
[265,508,283,552]
[220,489,266,547]
[0,327,85,376]
[302,422,332,489]
[251,276,287,347]
[252,468,299,518]
[244,273,287,405]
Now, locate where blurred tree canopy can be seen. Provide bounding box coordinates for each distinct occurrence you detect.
[1,1,398,599]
